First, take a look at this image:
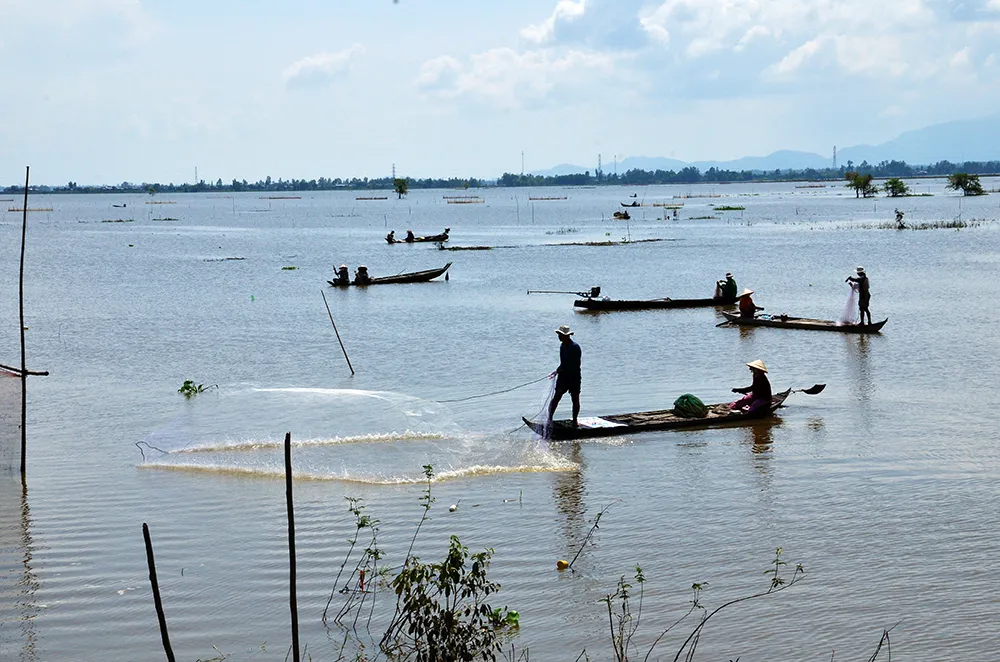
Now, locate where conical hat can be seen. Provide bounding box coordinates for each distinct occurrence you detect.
[738,288,755,297]
[746,359,768,373]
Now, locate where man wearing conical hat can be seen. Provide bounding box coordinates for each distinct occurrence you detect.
[731,360,772,415]
[846,266,871,325]
[737,288,763,319]
[548,325,582,427]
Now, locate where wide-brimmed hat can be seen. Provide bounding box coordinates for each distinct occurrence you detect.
[738,288,754,297]
[725,272,733,278]
[338,264,348,270]
[856,266,865,274]
[746,359,768,373]
[555,325,573,336]
[358,265,368,270]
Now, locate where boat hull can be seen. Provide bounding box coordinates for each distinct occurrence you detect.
[721,311,887,333]
[524,390,790,440]
[575,297,735,311]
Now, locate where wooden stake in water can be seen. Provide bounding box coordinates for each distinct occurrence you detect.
[19,166,29,477]
[284,432,300,662]
[142,523,176,662]
[321,290,355,375]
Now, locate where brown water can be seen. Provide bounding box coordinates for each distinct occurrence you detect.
[1,180,999,660]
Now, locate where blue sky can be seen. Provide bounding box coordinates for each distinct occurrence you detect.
[3,0,1000,184]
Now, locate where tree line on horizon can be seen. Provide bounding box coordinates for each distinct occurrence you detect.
[4,158,999,194]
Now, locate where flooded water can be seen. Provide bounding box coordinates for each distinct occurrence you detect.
[1,180,999,660]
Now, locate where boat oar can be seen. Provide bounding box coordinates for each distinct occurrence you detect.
[792,384,825,395]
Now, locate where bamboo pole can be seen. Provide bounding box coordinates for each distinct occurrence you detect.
[142,523,176,662]
[19,167,28,477]
[321,290,355,375]
[284,432,300,662]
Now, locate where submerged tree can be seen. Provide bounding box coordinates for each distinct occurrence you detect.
[845,171,878,198]
[947,172,985,196]
[393,177,409,199]
[883,177,910,197]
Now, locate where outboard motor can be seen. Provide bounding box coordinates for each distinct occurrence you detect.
[588,286,601,299]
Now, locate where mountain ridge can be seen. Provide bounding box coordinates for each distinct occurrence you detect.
[530,115,1000,176]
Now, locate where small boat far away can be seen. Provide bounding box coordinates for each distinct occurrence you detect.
[720,311,887,333]
[525,390,792,440]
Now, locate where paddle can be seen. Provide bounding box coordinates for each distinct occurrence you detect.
[792,383,826,395]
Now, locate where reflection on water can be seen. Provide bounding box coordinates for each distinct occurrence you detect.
[551,442,587,558]
[746,418,780,453]
[0,478,39,661]
[844,335,876,404]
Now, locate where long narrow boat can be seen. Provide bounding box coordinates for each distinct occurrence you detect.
[524,390,791,440]
[575,296,736,311]
[328,263,452,286]
[388,230,450,244]
[720,311,887,333]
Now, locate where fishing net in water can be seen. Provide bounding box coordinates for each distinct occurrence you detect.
[840,283,858,325]
[0,368,20,471]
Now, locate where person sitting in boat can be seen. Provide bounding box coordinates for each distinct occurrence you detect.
[354,265,371,285]
[405,229,416,243]
[738,288,762,318]
[332,264,350,286]
[716,272,738,302]
[730,360,772,415]
[846,266,872,325]
[386,230,396,244]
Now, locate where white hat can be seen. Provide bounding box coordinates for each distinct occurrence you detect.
[338,264,348,270]
[555,325,573,336]
[746,359,768,373]
[738,288,754,297]
[856,266,865,273]
[725,272,732,278]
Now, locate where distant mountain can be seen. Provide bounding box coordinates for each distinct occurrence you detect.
[836,116,1000,166]
[529,115,1000,176]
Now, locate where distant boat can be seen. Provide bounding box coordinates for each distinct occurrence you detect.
[328,263,452,287]
[613,211,630,220]
[620,201,640,207]
[575,296,736,311]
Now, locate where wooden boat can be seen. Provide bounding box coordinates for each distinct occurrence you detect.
[620,201,640,207]
[389,229,451,244]
[720,311,887,333]
[524,390,791,440]
[575,296,736,311]
[328,263,452,286]
[612,211,630,220]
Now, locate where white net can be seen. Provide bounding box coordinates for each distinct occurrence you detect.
[0,368,20,471]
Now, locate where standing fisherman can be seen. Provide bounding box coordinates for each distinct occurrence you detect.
[846,266,872,325]
[548,325,581,427]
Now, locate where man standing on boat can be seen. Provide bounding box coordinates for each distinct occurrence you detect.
[731,360,772,415]
[548,325,581,427]
[846,267,872,325]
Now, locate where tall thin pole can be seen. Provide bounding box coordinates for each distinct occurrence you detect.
[284,432,300,662]
[142,523,176,662]
[321,290,355,375]
[19,166,29,477]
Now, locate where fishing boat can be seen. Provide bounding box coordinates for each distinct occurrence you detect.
[328,263,452,287]
[720,311,887,333]
[575,296,736,311]
[620,201,641,207]
[612,211,630,220]
[388,228,451,244]
[524,390,792,440]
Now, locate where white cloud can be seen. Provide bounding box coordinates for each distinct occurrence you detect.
[417,47,618,109]
[521,0,587,44]
[283,45,364,88]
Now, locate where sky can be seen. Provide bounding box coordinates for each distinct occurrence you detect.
[3,0,1000,185]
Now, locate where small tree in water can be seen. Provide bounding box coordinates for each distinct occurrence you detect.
[947,172,985,196]
[393,177,409,199]
[883,177,910,197]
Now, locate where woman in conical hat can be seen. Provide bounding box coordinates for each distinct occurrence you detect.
[730,359,772,415]
[737,288,763,319]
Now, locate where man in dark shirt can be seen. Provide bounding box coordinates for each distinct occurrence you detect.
[548,325,581,426]
[717,272,738,302]
[846,266,871,325]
